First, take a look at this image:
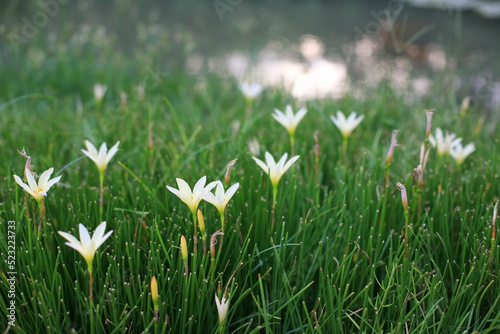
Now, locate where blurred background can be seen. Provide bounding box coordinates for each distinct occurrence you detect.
[1,0,500,110]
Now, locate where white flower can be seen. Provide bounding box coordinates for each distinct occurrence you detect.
[253,152,300,188]
[247,138,260,156]
[204,181,240,215]
[238,81,263,100]
[167,176,217,213]
[215,293,229,325]
[93,83,107,104]
[13,167,61,203]
[82,140,120,173]
[428,128,462,157]
[450,142,475,165]
[330,111,364,138]
[58,221,113,266]
[272,105,308,135]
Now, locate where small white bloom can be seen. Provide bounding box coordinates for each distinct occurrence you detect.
[272,105,308,135]
[167,176,217,213]
[450,142,475,165]
[330,111,364,138]
[13,167,61,203]
[428,128,462,156]
[215,293,229,325]
[238,81,263,100]
[253,152,299,188]
[82,140,120,173]
[58,221,113,265]
[247,138,260,156]
[93,83,107,104]
[204,181,240,215]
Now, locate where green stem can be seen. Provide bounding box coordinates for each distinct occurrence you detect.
[403,210,409,259]
[219,211,225,250]
[272,185,277,231]
[192,209,198,254]
[342,136,348,166]
[191,209,198,273]
[99,171,104,221]
[290,132,295,157]
[89,266,95,334]
[37,199,45,238]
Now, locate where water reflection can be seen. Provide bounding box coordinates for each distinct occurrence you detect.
[2,0,500,108]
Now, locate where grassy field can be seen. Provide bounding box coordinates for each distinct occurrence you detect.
[1,5,500,333]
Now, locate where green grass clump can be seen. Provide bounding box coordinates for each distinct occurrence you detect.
[1,8,500,334]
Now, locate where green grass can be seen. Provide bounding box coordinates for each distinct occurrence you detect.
[1,5,500,333]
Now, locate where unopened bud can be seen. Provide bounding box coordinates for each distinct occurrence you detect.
[396,182,408,212]
[224,159,238,186]
[120,92,128,109]
[493,201,498,241]
[198,209,205,239]
[425,110,434,141]
[414,165,423,189]
[210,231,223,261]
[180,235,188,263]
[148,122,154,152]
[385,130,399,166]
[137,84,145,101]
[151,276,159,311]
[459,96,470,118]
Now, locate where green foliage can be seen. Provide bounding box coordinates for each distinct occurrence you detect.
[1,9,500,333]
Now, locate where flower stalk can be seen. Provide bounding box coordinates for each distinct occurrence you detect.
[396,182,409,258]
[384,130,399,187]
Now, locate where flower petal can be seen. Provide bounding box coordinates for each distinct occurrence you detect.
[264,152,276,168]
[37,168,54,189]
[281,155,300,175]
[58,230,81,246]
[225,183,240,201]
[106,141,120,163]
[85,140,98,157]
[79,224,92,248]
[253,157,269,175]
[13,175,36,198]
[25,168,38,193]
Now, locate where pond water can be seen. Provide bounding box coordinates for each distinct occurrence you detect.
[2,0,500,108]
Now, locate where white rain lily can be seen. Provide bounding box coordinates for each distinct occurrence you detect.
[247,138,260,156]
[13,167,61,204]
[58,221,113,267]
[253,152,300,188]
[215,293,230,325]
[167,176,217,213]
[82,140,120,173]
[238,81,263,100]
[330,111,364,138]
[450,142,475,165]
[428,128,462,157]
[272,105,308,136]
[93,83,107,104]
[204,181,240,215]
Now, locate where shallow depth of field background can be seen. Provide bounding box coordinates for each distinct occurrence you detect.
[1,1,500,333]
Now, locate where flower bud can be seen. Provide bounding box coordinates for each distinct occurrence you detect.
[151,276,159,311]
[224,159,238,186]
[414,165,423,189]
[180,235,188,263]
[385,130,399,166]
[396,182,408,212]
[425,110,434,141]
[493,201,498,241]
[198,209,206,239]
